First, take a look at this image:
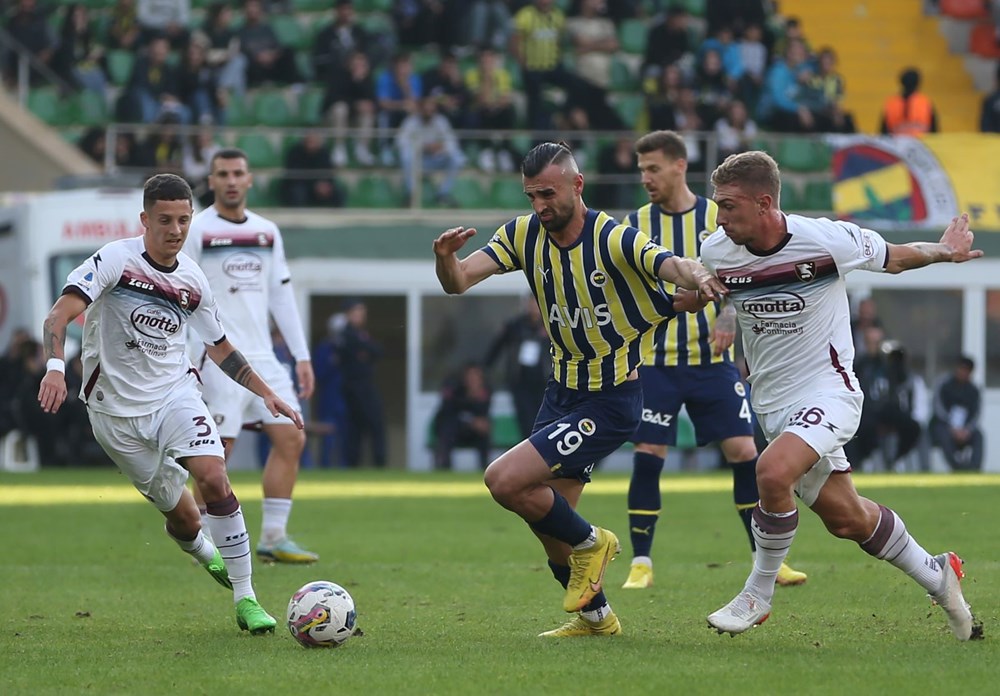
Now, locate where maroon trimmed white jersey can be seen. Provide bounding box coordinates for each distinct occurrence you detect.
[700,215,889,414]
[64,237,225,416]
[184,207,301,360]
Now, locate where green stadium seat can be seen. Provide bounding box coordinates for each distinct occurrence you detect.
[298,87,326,126]
[490,179,526,209]
[613,93,644,129]
[291,0,329,10]
[27,87,63,125]
[449,178,488,209]
[76,90,108,126]
[225,92,253,126]
[253,90,293,127]
[246,175,281,208]
[236,133,281,168]
[681,0,707,17]
[273,15,310,51]
[106,50,134,86]
[618,18,647,55]
[355,0,393,10]
[348,175,401,208]
[781,180,805,211]
[610,57,639,92]
[803,180,833,211]
[778,137,832,172]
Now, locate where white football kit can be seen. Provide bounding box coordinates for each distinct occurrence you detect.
[701,215,889,504]
[184,208,309,438]
[64,237,227,510]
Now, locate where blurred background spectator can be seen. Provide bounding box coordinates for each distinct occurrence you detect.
[339,298,387,469]
[431,362,493,470]
[930,356,984,471]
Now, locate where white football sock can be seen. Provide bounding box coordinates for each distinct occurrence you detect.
[261,497,293,544]
[860,504,943,593]
[166,526,216,565]
[206,504,255,603]
[745,506,798,603]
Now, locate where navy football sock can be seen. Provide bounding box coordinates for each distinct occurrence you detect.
[529,490,592,546]
[731,457,759,552]
[627,451,665,558]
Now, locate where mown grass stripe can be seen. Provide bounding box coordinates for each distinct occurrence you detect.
[0,473,996,506]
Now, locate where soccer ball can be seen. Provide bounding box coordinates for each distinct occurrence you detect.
[286,580,357,648]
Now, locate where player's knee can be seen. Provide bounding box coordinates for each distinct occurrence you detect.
[484,464,520,505]
[754,460,791,495]
[192,462,231,502]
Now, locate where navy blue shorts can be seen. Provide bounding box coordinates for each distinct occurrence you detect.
[529,377,643,483]
[632,362,753,447]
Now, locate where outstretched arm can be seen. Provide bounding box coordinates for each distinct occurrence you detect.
[885,213,983,274]
[37,293,89,414]
[433,226,502,294]
[657,256,729,301]
[205,339,304,429]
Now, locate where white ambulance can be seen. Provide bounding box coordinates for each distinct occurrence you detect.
[0,187,146,349]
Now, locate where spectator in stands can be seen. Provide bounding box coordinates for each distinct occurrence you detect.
[592,135,638,212]
[673,86,705,168]
[133,110,185,174]
[848,329,923,471]
[3,0,56,87]
[376,50,422,132]
[465,45,517,173]
[182,127,220,206]
[512,0,596,131]
[930,356,984,471]
[805,46,856,133]
[238,0,302,88]
[759,38,828,133]
[281,131,345,208]
[736,22,767,106]
[431,362,493,471]
[396,95,465,207]
[422,50,472,128]
[773,16,812,59]
[202,2,247,97]
[706,0,767,38]
[693,47,733,125]
[565,0,619,91]
[700,24,746,88]
[118,35,183,123]
[645,61,682,131]
[178,37,225,125]
[715,98,757,160]
[324,49,377,168]
[338,298,387,468]
[0,328,32,440]
[880,67,938,135]
[641,6,693,86]
[851,296,883,355]
[108,0,141,52]
[312,1,370,79]
[483,295,550,440]
[393,0,463,49]
[137,0,191,50]
[464,0,512,51]
[53,4,108,95]
[980,62,1000,132]
[313,313,348,469]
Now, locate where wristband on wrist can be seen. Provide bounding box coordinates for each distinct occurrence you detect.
[46,358,65,374]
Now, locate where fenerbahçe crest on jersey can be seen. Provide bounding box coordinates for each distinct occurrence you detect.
[628,197,728,367]
[482,209,676,391]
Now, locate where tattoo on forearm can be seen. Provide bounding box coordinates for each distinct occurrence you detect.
[219,350,254,388]
[42,316,63,360]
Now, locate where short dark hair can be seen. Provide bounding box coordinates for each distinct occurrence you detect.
[210,148,249,170]
[958,355,975,371]
[635,130,687,160]
[521,141,576,177]
[143,173,192,209]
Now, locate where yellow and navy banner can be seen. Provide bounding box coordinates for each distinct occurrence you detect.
[827,134,1000,231]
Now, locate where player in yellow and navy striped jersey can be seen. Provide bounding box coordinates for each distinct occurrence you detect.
[621,131,807,591]
[433,141,727,638]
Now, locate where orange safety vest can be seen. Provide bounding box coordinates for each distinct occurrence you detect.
[882,92,934,135]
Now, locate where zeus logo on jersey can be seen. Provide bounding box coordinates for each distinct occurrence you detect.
[130,303,181,339]
[742,292,806,319]
[548,304,612,328]
[223,252,263,279]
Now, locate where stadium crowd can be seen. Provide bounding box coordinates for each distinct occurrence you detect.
[2,0,867,206]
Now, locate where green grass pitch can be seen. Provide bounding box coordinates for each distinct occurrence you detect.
[1,469,996,695]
